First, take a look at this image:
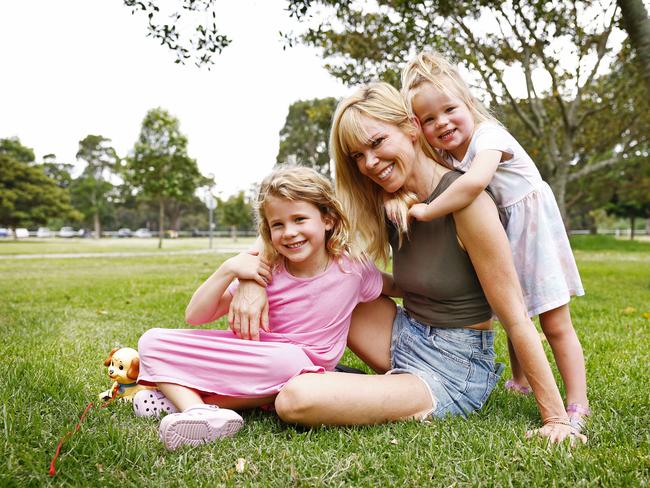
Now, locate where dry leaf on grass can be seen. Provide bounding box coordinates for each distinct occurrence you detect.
[235,458,246,473]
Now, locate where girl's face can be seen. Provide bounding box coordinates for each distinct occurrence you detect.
[264,196,333,276]
[347,115,418,194]
[411,85,475,161]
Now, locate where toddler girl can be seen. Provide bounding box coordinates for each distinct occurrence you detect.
[135,166,390,450]
[391,51,589,431]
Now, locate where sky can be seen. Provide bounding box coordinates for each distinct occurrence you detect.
[0,1,351,198]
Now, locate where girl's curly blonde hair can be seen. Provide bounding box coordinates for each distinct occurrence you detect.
[256,165,357,265]
[401,51,496,126]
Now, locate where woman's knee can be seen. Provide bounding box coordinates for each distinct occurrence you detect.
[275,375,317,424]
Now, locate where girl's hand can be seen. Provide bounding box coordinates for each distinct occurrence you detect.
[408,203,436,222]
[525,423,587,446]
[227,251,272,287]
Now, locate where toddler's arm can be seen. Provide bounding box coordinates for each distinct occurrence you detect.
[185,252,271,326]
[381,272,403,298]
[409,150,502,221]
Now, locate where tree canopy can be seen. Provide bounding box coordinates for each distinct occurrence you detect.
[283,0,647,223]
[276,97,338,178]
[0,138,80,234]
[123,108,206,247]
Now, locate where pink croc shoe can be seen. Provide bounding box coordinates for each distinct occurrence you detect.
[133,389,179,418]
[159,404,244,451]
[504,379,532,395]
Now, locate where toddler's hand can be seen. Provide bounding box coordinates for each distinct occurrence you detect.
[408,203,436,222]
[228,251,271,287]
[383,193,401,225]
[525,423,587,446]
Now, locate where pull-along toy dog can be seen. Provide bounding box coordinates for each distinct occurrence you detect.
[99,347,154,401]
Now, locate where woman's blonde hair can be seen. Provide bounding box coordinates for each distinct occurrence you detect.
[256,165,355,265]
[401,51,495,126]
[330,82,437,263]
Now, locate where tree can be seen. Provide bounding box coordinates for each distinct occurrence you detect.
[0,138,80,237]
[605,157,650,239]
[75,135,119,238]
[217,191,254,241]
[123,0,230,68]
[617,0,650,97]
[284,0,645,222]
[124,108,205,248]
[276,97,338,178]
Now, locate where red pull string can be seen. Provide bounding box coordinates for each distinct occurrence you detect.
[49,384,119,477]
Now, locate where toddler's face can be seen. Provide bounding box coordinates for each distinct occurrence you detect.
[412,85,474,161]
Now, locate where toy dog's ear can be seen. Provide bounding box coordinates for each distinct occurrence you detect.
[127,356,140,380]
[104,347,120,367]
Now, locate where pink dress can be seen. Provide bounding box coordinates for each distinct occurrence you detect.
[137,256,382,398]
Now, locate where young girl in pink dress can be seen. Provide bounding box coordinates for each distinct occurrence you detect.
[386,51,589,431]
[135,166,390,450]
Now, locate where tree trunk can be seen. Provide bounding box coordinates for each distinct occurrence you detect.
[94,211,101,239]
[630,216,636,240]
[231,225,238,242]
[158,199,165,249]
[618,0,650,98]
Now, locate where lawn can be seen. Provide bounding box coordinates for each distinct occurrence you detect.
[0,237,256,255]
[1,237,648,486]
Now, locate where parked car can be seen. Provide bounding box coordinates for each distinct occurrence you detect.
[117,228,132,238]
[0,228,9,238]
[58,226,76,238]
[36,227,51,238]
[134,228,152,238]
[14,228,29,238]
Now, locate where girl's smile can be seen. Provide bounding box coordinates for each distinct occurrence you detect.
[264,196,333,277]
[411,86,475,161]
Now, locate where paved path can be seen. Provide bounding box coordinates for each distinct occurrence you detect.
[0,246,250,260]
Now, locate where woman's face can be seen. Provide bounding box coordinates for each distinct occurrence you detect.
[347,115,418,194]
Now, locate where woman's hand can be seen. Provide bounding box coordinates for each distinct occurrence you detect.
[228,279,269,341]
[526,423,587,446]
[226,251,271,287]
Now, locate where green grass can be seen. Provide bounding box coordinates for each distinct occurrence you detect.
[0,237,256,255]
[1,238,649,486]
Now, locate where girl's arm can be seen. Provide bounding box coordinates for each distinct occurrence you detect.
[409,150,502,221]
[453,192,585,444]
[185,252,271,326]
[381,272,403,298]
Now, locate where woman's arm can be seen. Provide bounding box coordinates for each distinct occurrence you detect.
[381,272,403,298]
[453,192,585,444]
[228,236,271,341]
[409,150,501,221]
[186,252,270,326]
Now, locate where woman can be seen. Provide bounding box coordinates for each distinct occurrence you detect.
[229,83,583,443]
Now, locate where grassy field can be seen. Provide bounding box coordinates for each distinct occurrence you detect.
[1,236,649,486]
[0,237,256,255]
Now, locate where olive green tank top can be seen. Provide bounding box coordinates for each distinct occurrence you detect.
[389,171,493,328]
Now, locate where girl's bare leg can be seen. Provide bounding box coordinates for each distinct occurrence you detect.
[275,371,434,425]
[159,383,276,411]
[158,383,204,412]
[539,304,588,407]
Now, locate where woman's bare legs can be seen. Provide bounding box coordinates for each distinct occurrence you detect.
[276,372,434,425]
[275,296,434,425]
[158,382,275,411]
[346,296,396,373]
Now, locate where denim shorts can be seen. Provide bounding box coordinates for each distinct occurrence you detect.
[389,307,504,419]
